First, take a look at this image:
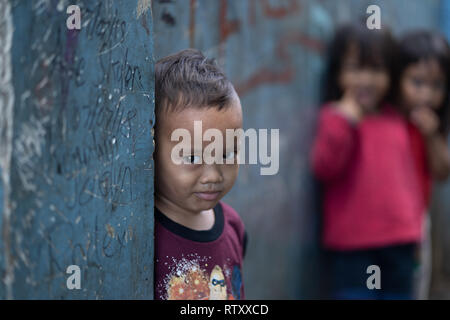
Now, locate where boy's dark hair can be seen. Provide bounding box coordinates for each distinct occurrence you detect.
[155,49,235,115]
[321,21,397,104]
[392,30,450,134]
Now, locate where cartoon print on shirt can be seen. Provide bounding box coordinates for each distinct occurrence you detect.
[231,265,242,299]
[167,264,209,300]
[209,265,227,300]
[159,254,242,300]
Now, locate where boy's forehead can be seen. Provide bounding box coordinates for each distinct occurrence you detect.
[159,101,242,134]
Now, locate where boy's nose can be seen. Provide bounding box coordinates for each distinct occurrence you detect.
[199,164,224,185]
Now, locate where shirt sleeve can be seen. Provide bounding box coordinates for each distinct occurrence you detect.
[310,107,359,182]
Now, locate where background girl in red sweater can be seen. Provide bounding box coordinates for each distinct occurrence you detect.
[311,22,422,299]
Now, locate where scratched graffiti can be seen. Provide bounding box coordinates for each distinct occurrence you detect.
[3,0,154,299]
[153,0,443,299]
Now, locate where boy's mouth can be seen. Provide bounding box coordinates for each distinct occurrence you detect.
[194,191,221,201]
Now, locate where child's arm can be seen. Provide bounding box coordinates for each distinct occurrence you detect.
[311,97,361,182]
[424,134,450,181]
[411,107,450,181]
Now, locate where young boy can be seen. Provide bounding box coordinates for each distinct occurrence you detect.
[153,49,247,300]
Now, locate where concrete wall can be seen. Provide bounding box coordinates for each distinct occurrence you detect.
[0,0,155,299]
[153,0,445,299]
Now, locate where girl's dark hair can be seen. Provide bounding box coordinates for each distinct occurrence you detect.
[392,30,450,134]
[322,21,397,104]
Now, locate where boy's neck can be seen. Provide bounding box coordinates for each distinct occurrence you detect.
[155,195,215,231]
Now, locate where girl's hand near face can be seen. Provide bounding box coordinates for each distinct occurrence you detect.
[336,89,363,123]
[411,107,450,181]
[410,107,440,138]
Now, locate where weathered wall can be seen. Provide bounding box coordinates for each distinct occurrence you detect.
[153,0,444,299]
[0,0,155,299]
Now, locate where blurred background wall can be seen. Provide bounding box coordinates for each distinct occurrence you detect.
[153,0,450,299]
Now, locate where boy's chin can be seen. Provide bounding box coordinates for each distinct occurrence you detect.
[190,199,220,213]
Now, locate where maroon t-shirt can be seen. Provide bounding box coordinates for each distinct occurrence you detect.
[154,201,247,300]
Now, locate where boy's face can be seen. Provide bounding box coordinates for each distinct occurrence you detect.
[400,59,446,113]
[155,95,243,215]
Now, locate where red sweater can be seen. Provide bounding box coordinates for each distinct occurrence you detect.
[311,104,425,250]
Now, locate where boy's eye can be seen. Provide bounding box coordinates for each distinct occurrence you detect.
[182,155,201,164]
